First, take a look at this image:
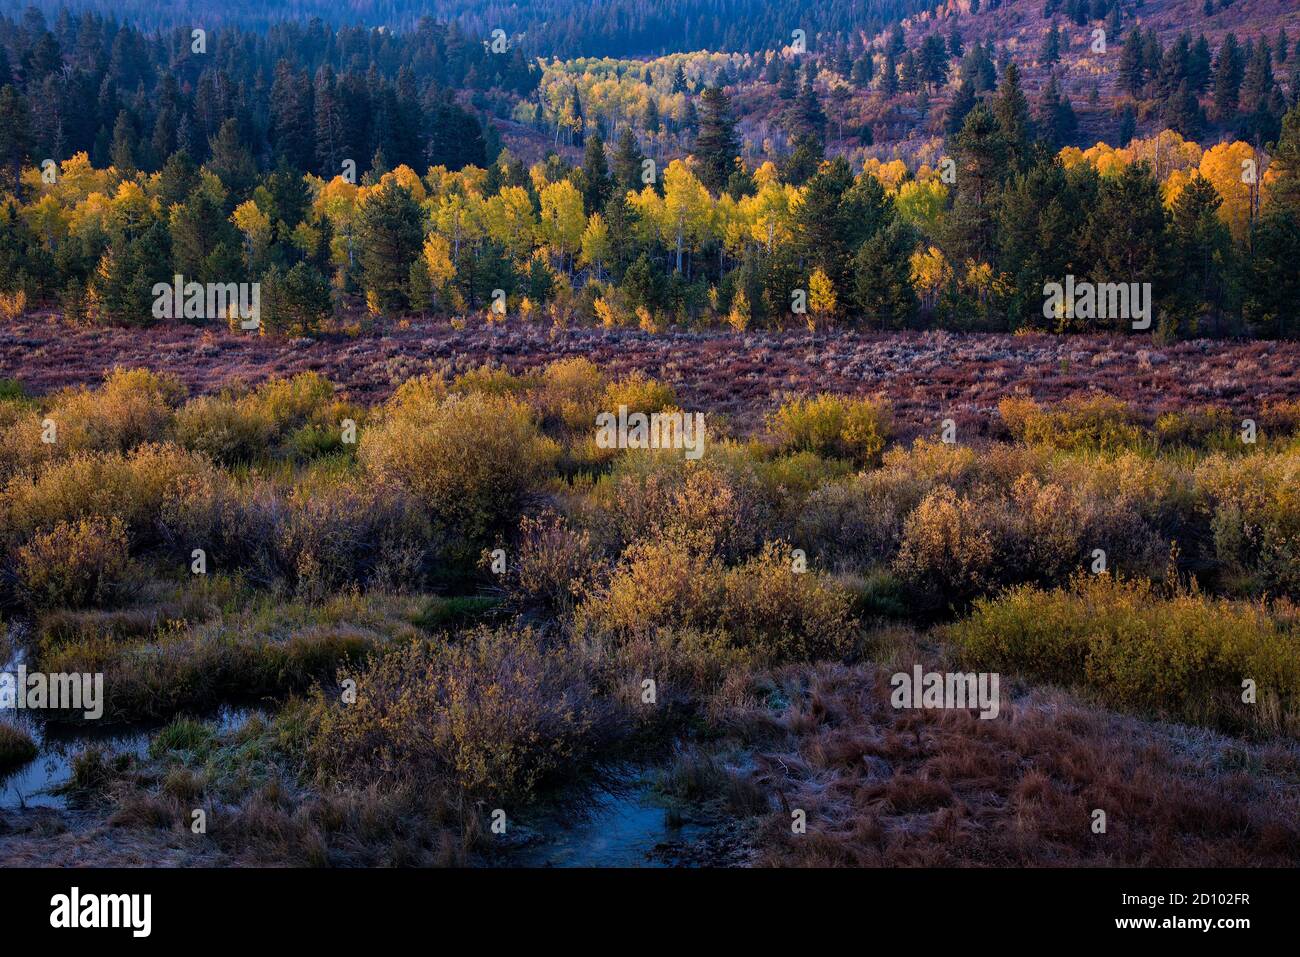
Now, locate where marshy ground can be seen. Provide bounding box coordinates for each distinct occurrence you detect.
[2,329,1299,867]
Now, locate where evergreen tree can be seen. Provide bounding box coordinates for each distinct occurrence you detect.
[356,181,424,315]
[695,86,740,195]
[612,129,646,194]
[1163,81,1204,139]
[1041,22,1062,65]
[581,130,612,213]
[1213,33,1244,122]
[948,104,1009,266]
[1082,162,1170,329]
[945,80,978,136]
[0,84,33,199]
[110,110,137,175]
[1168,174,1231,336]
[271,60,315,172]
[1036,75,1078,149]
[207,118,257,199]
[852,220,918,330]
[1266,103,1300,216]
[1242,207,1300,338]
[993,63,1033,170]
[1119,27,1146,97]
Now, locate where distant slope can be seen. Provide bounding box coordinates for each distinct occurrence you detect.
[0,0,946,56]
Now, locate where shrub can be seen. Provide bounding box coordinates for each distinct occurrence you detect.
[0,722,38,772]
[310,628,596,799]
[998,394,1145,452]
[894,486,995,604]
[174,373,337,466]
[2,443,221,551]
[45,367,184,454]
[948,574,1300,735]
[359,391,558,554]
[1196,450,1300,596]
[535,357,607,432]
[588,449,768,559]
[450,365,534,397]
[769,393,893,467]
[174,394,275,465]
[577,535,855,663]
[718,542,856,661]
[797,469,927,571]
[602,371,677,415]
[40,612,379,723]
[15,516,133,609]
[502,511,601,612]
[273,478,431,598]
[0,289,27,320]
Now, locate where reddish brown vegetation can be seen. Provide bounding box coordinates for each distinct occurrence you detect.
[747,663,1300,866]
[3,315,1298,438]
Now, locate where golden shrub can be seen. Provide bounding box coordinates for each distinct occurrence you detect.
[359,390,558,550]
[769,393,893,467]
[16,516,133,609]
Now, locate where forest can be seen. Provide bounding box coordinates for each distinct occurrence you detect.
[0,5,1298,339]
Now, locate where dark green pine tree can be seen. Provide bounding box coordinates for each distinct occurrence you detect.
[0,84,34,199]
[1162,81,1204,139]
[946,104,1009,266]
[1119,27,1146,97]
[793,156,856,289]
[207,118,258,199]
[880,51,899,96]
[784,80,827,142]
[611,128,645,194]
[1237,39,1285,142]
[270,60,315,172]
[1117,104,1137,146]
[852,220,918,330]
[777,60,798,100]
[996,159,1097,328]
[945,80,978,135]
[670,63,688,95]
[1082,162,1170,330]
[1041,22,1062,65]
[694,86,740,195]
[1242,206,1300,339]
[1167,174,1231,337]
[780,134,824,187]
[110,111,138,176]
[993,63,1034,171]
[1035,74,1078,150]
[1262,104,1300,216]
[1189,35,1213,91]
[888,24,906,57]
[581,130,612,214]
[1213,33,1244,122]
[356,181,424,315]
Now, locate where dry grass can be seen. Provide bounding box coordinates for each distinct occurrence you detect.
[743,662,1300,866]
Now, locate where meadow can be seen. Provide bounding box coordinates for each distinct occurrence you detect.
[2,342,1299,866]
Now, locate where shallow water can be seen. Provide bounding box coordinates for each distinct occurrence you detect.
[510,771,713,868]
[1,696,257,811]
